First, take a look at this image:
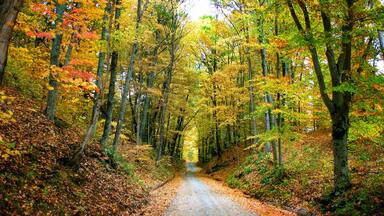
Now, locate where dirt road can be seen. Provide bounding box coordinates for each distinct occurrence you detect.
[164,163,257,216]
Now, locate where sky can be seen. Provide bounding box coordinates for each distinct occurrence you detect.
[185,0,215,21]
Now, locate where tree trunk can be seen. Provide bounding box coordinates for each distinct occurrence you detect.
[331,108,350,192]
[135,56,144,145]
[171,115,184,156]
[0,0,23,85]
[46,3,65,121]
[212,84,222,157]
[259,8,278,156]
[111,0,145,156]
[378,30,384,59]
[111,42,138,153]
[90,1,111,136]
[275,7,283,166]
[157,33,176,160]
[101,51,118,148]
[101,0,121,148]
[245,29,258,146]
[70,1,111,165]
[140,30,160,144]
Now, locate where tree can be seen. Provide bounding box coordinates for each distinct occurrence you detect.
[157,0,181,161]
[111,0,148,156]
[46,1,66,121]
[101,0,122,149]
[0,0,24,85]
[71,0,112,166]
[287,0,359,192]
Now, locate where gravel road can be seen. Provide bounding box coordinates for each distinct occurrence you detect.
[164,163,257,216]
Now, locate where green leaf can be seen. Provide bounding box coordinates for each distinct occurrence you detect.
[333,82,358,94]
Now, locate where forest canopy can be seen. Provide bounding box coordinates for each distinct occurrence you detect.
[0,0,383,215]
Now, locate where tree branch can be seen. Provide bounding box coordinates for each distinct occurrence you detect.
[287,0,334,113]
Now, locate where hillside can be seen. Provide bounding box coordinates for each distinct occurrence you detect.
[202,130,384,215]
[0,88,175,215]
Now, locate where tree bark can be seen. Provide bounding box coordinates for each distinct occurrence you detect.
[212,84,222,157]
[157,16,176,161]
[135,53,144,145]
[112,0,146,156]
[111,42,138,153]
[0,0,23,85]
[101,51,118,148]
[259,13,275,154]
[245,28,258,146]
[101,0,121,148]
[275,6,283,166]
[378,30,384,59]
[140,30,160,144]
[46,3,65,121]
[90,1,111,135]
[331,107,350,192]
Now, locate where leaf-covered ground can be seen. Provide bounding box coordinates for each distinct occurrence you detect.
[198,175,294,216]
[132,175,183,216]
[202,131,384,215]
[0,87,176,215]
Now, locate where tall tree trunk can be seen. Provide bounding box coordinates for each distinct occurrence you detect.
[170,94,188,156]
[101,51,118,148]
[0,0,23,85]
[331,105,350,192]
[70,1,111,166]
[101,0,121,149]
[140,30,160,144]
[46,3,65,121]
[212,88,221,157]
[140,91,151,142]
[112,0,146,156]
[91,0,111,135]
[135,51,144,145]
[164,112,171,153]
[259,13,274,154]
[275,6,283,166]
[111,42,138,153]
[245,29,258,146]
[63,37,74,67]
[171,121,183,156]
[157,20,176,161]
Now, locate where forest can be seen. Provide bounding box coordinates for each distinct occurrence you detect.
[0,0,383,215]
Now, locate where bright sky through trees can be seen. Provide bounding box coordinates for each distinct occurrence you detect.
[185,0,215,21]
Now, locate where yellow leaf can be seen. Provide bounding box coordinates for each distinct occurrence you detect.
[111,121,117,127]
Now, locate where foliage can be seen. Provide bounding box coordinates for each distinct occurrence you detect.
[0,91,15,124]
[0,0,383,214]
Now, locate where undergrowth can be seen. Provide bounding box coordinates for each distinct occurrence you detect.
[223,132,383,215]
